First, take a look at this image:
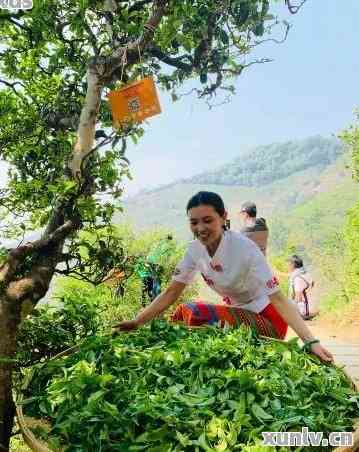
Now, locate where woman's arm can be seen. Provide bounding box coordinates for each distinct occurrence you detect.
[113,280,186,332]
[269,290,333,362]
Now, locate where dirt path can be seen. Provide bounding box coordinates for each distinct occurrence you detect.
[288,314,359,345]
[299,296,359,342]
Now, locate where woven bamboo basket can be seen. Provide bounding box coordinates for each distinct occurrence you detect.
[16,337,359,452]
[16,344,80,452]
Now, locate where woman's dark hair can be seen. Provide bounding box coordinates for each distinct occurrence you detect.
[187,192,229,230]
[289,255,304,269]
[186,191,226,217]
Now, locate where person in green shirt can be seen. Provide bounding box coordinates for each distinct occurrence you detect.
[136,235,173,305]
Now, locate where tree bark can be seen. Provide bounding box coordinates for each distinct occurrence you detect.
[0,235,68,449]
[0,297,21,451]
[0,2,170,448]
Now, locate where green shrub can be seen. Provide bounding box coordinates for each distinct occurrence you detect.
[17,227,199,368]
[16,288,102,368]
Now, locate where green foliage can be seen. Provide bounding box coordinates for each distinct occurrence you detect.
[268,180,359,312]
[0,0,291,243]
[22,321,359,451]
[267,114,359,314]
[339,111,359,302]
[343,203,359,300]
[16,227,198,369]
[65,225,139,285]
[340,109,359,182]
[54,271,144,329]
[268,242,298,295]
[16,284,104,368]
[269,178,358,259]
[187,136,342,187]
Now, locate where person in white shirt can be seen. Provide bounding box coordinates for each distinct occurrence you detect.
[288,255,317,320]
[114,191,332,362]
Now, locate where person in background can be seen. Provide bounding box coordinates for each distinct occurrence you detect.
[136,235,174,305]
[288,255,316,320]
[114,191,332,363]
[239,201,269,255]
[135,256,156,305]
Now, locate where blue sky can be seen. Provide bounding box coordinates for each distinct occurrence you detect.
[123,0,359,196]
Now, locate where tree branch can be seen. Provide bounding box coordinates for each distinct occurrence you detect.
[128,0,153,14]
[54,268,104,286]
[109,0,169,75]
[193,13,217,69]
[68,66,103,179]
[0,220,80,286]
[148,45,193,72]
[199,71,223,98]
[83,17,100,56]
[252,21,291,46]
[39,219,81,247]
[0,11,25,20]
[242,58,273,68]
[0,79,26,101]
[0,13,34,42]
[68,0,169,180]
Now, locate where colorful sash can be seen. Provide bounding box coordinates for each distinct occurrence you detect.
[171,302,282,338]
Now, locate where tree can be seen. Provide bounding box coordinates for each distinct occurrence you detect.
[340,111,359,301]
[0,0,307,448]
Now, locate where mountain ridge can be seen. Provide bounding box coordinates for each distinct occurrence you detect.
[125,135,343,201]
[119,135,352,240]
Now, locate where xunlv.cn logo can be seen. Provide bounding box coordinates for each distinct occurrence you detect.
[0,0,33,10]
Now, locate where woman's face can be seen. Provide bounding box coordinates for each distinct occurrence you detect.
[188,204,226,248]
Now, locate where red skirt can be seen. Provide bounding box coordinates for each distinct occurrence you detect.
[171,301,288,339]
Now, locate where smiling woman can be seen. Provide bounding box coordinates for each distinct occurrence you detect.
[114,191,333,362]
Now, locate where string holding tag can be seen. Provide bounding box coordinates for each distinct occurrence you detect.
[137,42,145,80]
[119,47,128,85]
[107,38,161,128]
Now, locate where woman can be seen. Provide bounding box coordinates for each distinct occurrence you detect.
[288,255,317,320]
[115,192,332,362]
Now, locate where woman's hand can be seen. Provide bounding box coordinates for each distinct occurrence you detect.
[112,320,138,334]
[112,281,186,335]
[309,342,334,362]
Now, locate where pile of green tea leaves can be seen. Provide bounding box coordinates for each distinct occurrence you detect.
[21,321,359,451]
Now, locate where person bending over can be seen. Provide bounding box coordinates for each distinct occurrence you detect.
[114,191,332,362]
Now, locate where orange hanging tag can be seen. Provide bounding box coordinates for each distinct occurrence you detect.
[108,77,162,128]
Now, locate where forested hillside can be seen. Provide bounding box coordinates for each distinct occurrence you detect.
[121,136,350,239]
[121,134,358,315]
[269,176,359,254]
[266,117,359,314]
[184,136,342,186]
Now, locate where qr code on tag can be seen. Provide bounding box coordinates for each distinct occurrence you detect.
[128,97,141,113]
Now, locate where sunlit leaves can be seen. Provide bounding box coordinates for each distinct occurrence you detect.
[23,322,359,450]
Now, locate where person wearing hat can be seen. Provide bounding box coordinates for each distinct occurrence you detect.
[239,201,269,255]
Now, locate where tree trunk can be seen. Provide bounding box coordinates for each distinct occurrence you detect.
[0,297,21,451]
